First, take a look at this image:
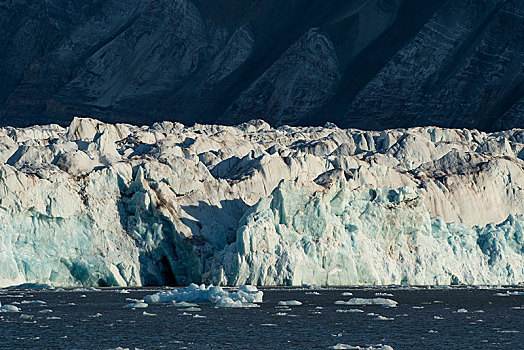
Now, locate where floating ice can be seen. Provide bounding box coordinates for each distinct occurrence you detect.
[171,302,199,308]
[457,309,468,313]
[5,283,54,291]
[330,344,394,350]
[144,284,263,308]
[181,307,201,312]
[335,298,397,307]
[375,293,393,297]
[374,315,394,321]
[336,309,364,313]
[21,300,46,305]
[341,292,353,296]
[494,291,524,296]
[277,300,302,306]
[123,302,148,309]
[0,303,20,312]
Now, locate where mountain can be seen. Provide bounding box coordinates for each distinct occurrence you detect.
[1,0,523,130]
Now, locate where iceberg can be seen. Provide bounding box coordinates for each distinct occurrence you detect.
[335,298,398,307]
[0,303,21,312]
[278,300,302,306]
[144,284,263,308]
[0,118,523,287]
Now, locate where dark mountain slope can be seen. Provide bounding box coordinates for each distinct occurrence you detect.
[0,0,522,130]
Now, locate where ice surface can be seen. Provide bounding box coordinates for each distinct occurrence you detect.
[171,302,199,308]
[336,309,364,313]
[5,284,54,290]
[494,291,524,296]
[278,300,302,306]
[144,284,262,308]
[374,316,394,321]
[0,118,523,287]
[336,298,398,307]
[330,344,394,350]
[123,302,148,309]
[181,307,201,312]
[0,303,20,312]
[214,182,524,286]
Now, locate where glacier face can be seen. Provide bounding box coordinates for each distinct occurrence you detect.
[212,181,524,286]
[0,118,523,287]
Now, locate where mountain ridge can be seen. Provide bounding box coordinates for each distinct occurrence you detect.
[1,0,523,130]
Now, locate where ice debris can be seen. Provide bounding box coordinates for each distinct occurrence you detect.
[277,300,302,306]
[123,302,148,309]
[335,298,398,307]
[5,284,54,291]
[144,284,263,308]
[0,302,20,312]
[494,291,524,296]
[331,344,394,350]
[336,309,364,313]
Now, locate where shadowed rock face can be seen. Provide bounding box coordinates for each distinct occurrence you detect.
[1,0,523,130]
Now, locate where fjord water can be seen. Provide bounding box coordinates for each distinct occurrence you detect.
[0,287,522,349]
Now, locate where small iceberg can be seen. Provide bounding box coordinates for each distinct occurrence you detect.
[277,300,302,306]
[330,344,394,350]
[0,303,21,312]
[5,283,54,291]
[144,284,263,308]
[494,291,524,297]
[335,298,398,307]
[336,309,364,313]
[123,302,148,309]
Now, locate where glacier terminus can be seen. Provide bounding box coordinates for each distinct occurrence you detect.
[0,118,523,287]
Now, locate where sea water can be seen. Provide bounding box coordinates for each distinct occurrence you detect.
[0,287,522,349]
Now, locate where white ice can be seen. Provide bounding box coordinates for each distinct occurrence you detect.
[335,298,398,307]
[277,300,302,306]
[144,284,263,308]
[0,118,523,287]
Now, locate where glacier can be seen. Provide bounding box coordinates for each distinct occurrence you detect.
[0,117,523,287]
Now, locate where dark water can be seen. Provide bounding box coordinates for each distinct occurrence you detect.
[0,286,522,349]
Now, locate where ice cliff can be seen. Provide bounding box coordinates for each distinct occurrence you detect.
[0,118,523,287]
